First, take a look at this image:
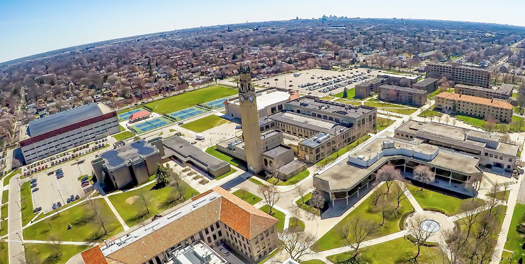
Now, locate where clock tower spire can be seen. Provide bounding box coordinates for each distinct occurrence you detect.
[238,66,263,174]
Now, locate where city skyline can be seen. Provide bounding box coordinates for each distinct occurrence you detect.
[1,0,525,63]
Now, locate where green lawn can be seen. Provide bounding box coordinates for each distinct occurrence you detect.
[249,177,264,186]
[301,260,325,264]
[113,131,134,141]
[295,192,320,215]
[1,204,7,219]
[233,190,262,205]
[108,182,198,227]
[335,99,362,106]
[364,101,406,108]
[454,114,487,128]
[503,203,525,262]
[381,108,417,115]
[312,183,414,252]
[215,168,237,180]
[316,135,371,166]
[486,190,510,202]
[24,199,123,241]
[25,243,89,264]
[259,205,285,231]
[21,181,34,226]
[1,190,8,204]
[418,109,443,118]
[376,117,395,131]
[289,217,305,231]
[334,88,356,99]
[427,89,442,99]
[146,85,237,114]
[0,220,7,236]
[267,170,310,186]
[205,146,245,168]
[3,168,21,186]
[0,243,6,264]
[326,237,446,264]
[181,115,231,132]
[406,184,483,215]
[119,124,126,132]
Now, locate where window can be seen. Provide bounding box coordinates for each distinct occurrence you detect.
[218,231,222,237]
[213,234,217,240]
[205,228,209,235]
[210,225,214,232]
[207,237,211,243]
[216,222,220,229]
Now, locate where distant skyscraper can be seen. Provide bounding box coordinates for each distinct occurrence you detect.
[238,67,263,173]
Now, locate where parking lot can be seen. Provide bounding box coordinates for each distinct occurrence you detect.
[254,68,380,96]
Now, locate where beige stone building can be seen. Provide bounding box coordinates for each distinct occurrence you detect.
[455,84,513,101]
[426,63,491,88]
[81,187,279,264]
[378,85,427,106]
[435,92,513,123]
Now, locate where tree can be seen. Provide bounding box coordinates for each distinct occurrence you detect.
[155,163,170,186]
[376,196,394,226]
[340,217,380,262]
[295,185,306,205]
[258,184,281,215]
[310,190,325,214]
[370,188,383,207]
[376,163,402,194]
[87,199,111,236]
[443,115,450,124]
[279,229,316,261]
[238,188,247,199]
[408,216,435,262]
[458,200,482,242]
[413,165,434,192]
[342,87,348,98]
[394,182,408,210]
[137,189,154,216]
[47,235,63,257]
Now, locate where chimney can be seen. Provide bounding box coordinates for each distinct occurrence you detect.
[491,99,493,103]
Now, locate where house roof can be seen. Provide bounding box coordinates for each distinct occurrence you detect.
[129,110,150,120]
[436,92,512,109]
[82,187,277,264]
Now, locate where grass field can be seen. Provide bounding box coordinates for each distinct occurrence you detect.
[418,109,443,118]
[0,220,7,236]
[382,108,417,115]
[301,260,325,264]
[267,170,310,186]
[2,190,8,204]
[146,85,237,114]
[181,115,231,132]
[113,131,134,141]
[215,168,237,180]
[427,89,443,99]
[249,177,264,186]
[289,217,305,231]
[335,99,362,106]
[0,243,6,264]
[108,182,198,227]
[316,135,371,166]
[25,243,89,264]
[406,183,483,215]
[503,203,525,262]
[1,204,7,219]
[260,205,285,231]
[334,88,356,99]
[233,190,262,205]
[3,168,21,186]
[364,101,406,108]
[377,117,395,131]
[487,190,510,201]
[21,181,34,226]
[119,124,126,132]
[454,114,487,128]
[326,237,446,264]
[312,183,414,252]
[205,146,245,168]
[23,199,123,241]
[295,192,320,215]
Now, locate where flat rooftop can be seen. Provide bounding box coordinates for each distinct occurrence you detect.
[162,136,229,171]
[229,90,290,110]
[377,73,420,80]
[416,122,472,141]
[100,139,158,170]
[263,145,291,158]
[379,85,427,94]
[286,97,376,119]
[455,84,512,95]
[413,78,438,87]
[268,112,349,135]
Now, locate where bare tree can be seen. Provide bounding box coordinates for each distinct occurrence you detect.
[376,163,402,194]
[376,196,394,226]
[310,190,325,214]
[408,216,435,262]
[413,165,435,192]
[47,235,63,257]
[279,229,316,261]
[370,188,383,208]
[443,115,450,124]
[340,217,380,262]
[238,188,248,200]
[87,199,111,236]
[258,184,281,215]
[295,185,306,205]
[136,189,154,216]
[442,226,466,264]
[457,200,482,243]
[394,182,408,210]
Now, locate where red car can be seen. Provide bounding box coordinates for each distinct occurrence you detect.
[81,182,89,187]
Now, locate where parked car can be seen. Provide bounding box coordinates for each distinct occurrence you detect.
[52,203,57,210]
[75,195,80,200]
[56,169,63,177]
[30,179,36,184]
[57,202,62,207]
[32,188,39,192]
[81,182,89,187]
[219,247,230,255]
[30,183,37,188]
[33,207,42,213]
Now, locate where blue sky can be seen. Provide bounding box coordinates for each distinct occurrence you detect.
[1,0,525,63]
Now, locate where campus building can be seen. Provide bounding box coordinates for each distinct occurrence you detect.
[435,92,513,123]
[454,84,514,101]
[412,78,439,92]
[395,121,519,173]
[91,138,162,190]
[426,63,491,88]
[81,187,279,264]
[128,110,151,123]
[20,103,120,164]
[378,85,427,106]
[224,88,299,119]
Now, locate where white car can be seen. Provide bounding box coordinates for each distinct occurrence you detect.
[219,247,230,255]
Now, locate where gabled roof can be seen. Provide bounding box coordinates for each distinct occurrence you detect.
[129,110,150,120]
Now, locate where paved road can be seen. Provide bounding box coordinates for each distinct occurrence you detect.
[8,173,26,264]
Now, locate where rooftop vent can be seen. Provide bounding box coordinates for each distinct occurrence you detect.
[357,155,365,160]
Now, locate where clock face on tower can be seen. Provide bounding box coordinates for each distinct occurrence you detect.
[249,96,254,102]
[240,95,245,102]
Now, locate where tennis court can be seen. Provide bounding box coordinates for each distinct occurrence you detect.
[168,107,208,121]
[118,109,143,121]
[130,116,173,134]
[203,98,227,109]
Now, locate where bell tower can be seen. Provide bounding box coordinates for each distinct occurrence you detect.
[238,66,263,174]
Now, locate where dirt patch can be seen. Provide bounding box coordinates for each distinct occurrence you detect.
[126,196,139,205]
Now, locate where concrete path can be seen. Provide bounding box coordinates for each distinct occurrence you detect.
[7,171,26,264]
[399,181,424,213]
[22,240,98,246]
[103,196,129,231]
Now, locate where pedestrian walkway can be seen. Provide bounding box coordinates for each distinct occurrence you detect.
[104,196,129,231]
[399,181,424,213]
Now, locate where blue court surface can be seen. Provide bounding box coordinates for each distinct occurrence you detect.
[204,98,227,109]
[118,109,142,121]
[168,107,207,121]
[131,117,173,134]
